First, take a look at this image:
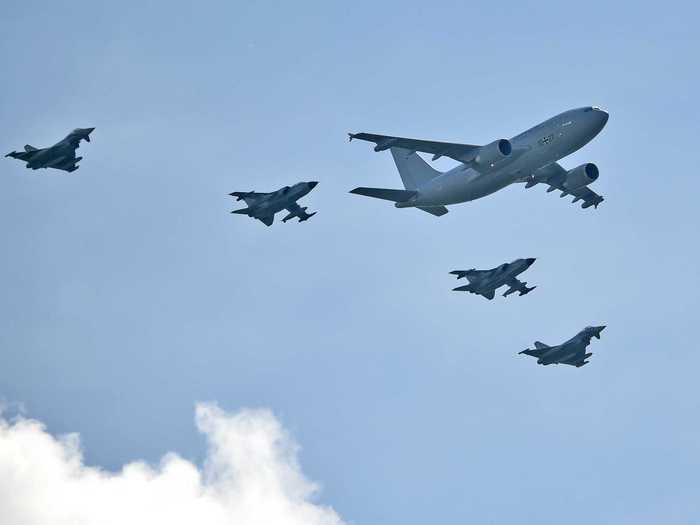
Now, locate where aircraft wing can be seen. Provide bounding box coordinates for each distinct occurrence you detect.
[558,342,590,367]
[502,278,536,297]
[349,132,480,163]
[5,148,42,162]
[526,163,604,209]
[282,202,316,223]
[519,341,552,358]
[453,286,495,300]
[229,191,269,206]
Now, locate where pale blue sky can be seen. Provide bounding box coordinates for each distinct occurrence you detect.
[1,1,699,523]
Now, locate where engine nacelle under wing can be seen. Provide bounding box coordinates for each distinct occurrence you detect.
[563,163,599,191]
[473,139,512,170]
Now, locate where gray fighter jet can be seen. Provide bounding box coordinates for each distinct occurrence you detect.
[230,181,318,226]
[451,258,536,300]
[519,326,606,367]
[349,106,608,216]
[5,128,95,173]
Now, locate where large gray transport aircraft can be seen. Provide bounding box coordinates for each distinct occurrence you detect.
[451,258,536,299]
[519,326,606,368]
[5,127,95,173]
[349,106,608,215]
[230,181,318,226]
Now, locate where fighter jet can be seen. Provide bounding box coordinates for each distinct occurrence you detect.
[5,128,95,173]
[451,258,536,300]
[519,326,606,368]
[230,181,318,226]
[348,106,608,216]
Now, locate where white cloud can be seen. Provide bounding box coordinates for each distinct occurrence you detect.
[0,403,347,525]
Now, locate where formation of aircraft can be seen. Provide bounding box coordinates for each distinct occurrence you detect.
[5,127,95,173]
[4,107,609,367]
[519,326,606,367]
[451,258,536,300]
[349,106,607,215]
[229,181,318,227]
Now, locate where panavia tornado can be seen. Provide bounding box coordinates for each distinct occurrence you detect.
[519,326,606,368]
[451,258,536,300]
[348,106,608,216]
[230,181,318,226]
[5,127,95,173]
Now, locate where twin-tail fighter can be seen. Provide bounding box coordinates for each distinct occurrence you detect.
[348,106,608,216]
[451,258,536,300]
[519,326,606,368]
[230,181,318,226]
[5,128,95,173]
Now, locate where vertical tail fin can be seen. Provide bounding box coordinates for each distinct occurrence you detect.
[390,147,442,190]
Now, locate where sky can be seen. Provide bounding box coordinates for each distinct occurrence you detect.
[0,1,698,523]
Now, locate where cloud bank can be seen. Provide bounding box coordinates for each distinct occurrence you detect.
[0,403,346,525]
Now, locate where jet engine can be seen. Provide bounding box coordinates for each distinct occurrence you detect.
[563,163,599,191]
[473,139,512,169]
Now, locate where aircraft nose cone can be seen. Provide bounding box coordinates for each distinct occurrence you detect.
[526,258,536,266]
[308,181,318,188]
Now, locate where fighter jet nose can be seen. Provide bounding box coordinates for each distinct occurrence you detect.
[526,258,536,265]
[308,181,318,188]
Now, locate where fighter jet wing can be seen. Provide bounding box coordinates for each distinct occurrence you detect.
[502,278,536,297]
[5,146,43,162]
[229,191,269,206]
[349,133,480,163]
[282,202,316,223]
[526,163,604,209]
[558,342,590,367]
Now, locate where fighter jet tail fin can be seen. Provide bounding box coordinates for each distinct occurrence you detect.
[24,145,38,152]
[534,341,550,350]
[390,147,442,190]
[349,187,416,202]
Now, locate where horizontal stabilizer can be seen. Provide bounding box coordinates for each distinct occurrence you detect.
[418,206,448,216]
[449,270,473,279]
[350,187,416,202]
[231,208,251,215]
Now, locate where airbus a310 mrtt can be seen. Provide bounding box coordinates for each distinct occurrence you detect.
[349,106,608,216]
[519,326,606,368]
[451,258,536,300]
[5,127,95,173]
[230,181,318,226]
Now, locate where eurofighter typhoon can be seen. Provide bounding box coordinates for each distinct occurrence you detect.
[519,326,606,367]
[451,258,536,300]
[348,107,608,216]
[230,181,318,226]
[5,128,95,173]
